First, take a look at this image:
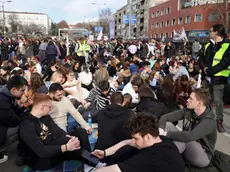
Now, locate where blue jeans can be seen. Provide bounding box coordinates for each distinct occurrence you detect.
[67,113,80,132]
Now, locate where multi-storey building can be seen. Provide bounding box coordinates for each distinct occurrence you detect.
[0,11,52,34]
[114,0,167,39]
[114,5,127,38]
[148,0,229,40]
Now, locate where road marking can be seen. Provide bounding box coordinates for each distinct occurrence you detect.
[223,132,230,138]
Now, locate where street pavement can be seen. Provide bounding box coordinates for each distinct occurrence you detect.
[0,108,230,172]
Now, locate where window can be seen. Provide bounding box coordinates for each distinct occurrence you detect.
[185,15,191,23]
[160,33,163,38]
[171,32,174,37]
[161,9,165,15]
[152,12,155,18]
[195,14,202,22]
[156,34,158,38]
[166,33,169,38]
[208,12,218,21]
[161,21,164,27]
[156,11,160,17]
[171,18,176,26]
[178,17,183,24]
[151,23,154,29]
[166,7,171,14]
[156,22,159,28]
[166,20,170,27]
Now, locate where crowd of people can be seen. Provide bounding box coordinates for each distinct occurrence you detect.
[0,23,229,172]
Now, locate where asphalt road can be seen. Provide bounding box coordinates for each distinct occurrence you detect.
[0,108,230,172]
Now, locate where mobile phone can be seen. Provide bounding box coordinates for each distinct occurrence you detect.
[82,150,99,167]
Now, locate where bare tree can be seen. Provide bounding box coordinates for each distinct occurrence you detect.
[208,0,230,32]
[99,8,113,34]
[8,13,20,33]
[22,23,46,35]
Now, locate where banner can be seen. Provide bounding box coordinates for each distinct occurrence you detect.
[109,19,115,39]
[131,15,137,25]
[123,15,129,24]
[97,30,103,40]
[173,27,188,42]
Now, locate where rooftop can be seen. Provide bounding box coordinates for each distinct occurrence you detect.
[0,11,46,15]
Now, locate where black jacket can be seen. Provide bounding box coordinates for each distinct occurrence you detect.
[136,97,170,119]
[95,104,134,150]
[19,111,68,170]
[0,86,22,145]
[199,40,230,85]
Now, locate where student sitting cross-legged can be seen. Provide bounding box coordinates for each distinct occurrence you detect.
[92,112,184,172]
[18,94,98,171]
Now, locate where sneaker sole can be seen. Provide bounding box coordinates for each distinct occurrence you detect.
[0,155,8,163]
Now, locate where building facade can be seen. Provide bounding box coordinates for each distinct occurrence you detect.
[114,0,167,39]
[149,0,229,40]
[114,5,127,38]
[0,11,52,34]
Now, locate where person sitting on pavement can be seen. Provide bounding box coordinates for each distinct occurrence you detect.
[95,92,135,150]
[48,83,92,135]
[18,94,94,171]
[159,88,217,168]
[92,112,185,172]
[0,75,28,164]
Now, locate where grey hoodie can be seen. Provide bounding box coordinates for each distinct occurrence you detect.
[159,107,217,159]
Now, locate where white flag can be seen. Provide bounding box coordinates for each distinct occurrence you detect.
[97,30,103,40]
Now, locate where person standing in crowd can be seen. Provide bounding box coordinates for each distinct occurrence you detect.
[46,39,57,66]
[0,76,28,163]
[59,41,67,62]
[159,88,217,168]
[0,39,8,61]
[164,41,175,59]
[203,24,230,133]
[192,39,201,59]
[38,39,48,66]
[93,113,184,172]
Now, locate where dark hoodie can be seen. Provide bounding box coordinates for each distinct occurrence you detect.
[159,107,217,160]
[0,85,22,145]
[95,104,134,150]
[19,111,68,170]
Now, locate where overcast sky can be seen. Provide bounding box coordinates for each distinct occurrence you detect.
[4,0,127,24]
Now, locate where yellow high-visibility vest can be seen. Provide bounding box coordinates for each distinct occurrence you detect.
[204,42,211,56]
[77,42,85,57]
[212,43,230,77]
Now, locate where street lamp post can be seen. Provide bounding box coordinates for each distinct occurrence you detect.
[0,0,12,38]
[92,2,106,34]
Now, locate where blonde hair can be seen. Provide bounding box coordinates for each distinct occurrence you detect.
[51,71,63,82]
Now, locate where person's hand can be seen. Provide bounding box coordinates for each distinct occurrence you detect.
[92,149,105,159]
[27,96,33,105]
[66,135,73,139]
[81,100,87,105]
[159,128,167,136]
[179,92,185,96]
[87,128,93,135]
[84,102,90,109]
[66,137,81,151]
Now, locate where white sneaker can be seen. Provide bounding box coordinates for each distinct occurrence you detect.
[0,155,8,163]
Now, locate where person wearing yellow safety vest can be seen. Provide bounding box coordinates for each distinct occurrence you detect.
[203,24,230,133]
[75,37,91,65]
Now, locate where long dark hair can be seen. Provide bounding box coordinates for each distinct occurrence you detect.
[30,73,45,93]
